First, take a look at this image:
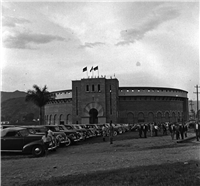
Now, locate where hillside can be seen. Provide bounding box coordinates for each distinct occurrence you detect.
[1,90,27,102]
[1,97,39,123]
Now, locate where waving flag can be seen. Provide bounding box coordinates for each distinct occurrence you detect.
[90,66,93,72]
[83,67,87,72]
[94,66,98,71]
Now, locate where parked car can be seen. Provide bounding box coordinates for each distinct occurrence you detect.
[65,124,87,140]
[57,125,82,145]
[79,124,95,138]
[120,124,130,132]
[104,123,119,136]
[1,127,56,157]
[44,125,70,147]
[83,124,100,136]
[20,125,58,148]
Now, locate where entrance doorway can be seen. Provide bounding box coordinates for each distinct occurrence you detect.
[89,108,98,124]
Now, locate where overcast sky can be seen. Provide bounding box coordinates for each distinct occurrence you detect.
[1,0,199,100]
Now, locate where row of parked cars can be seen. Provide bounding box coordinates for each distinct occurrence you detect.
[1,123,131,157]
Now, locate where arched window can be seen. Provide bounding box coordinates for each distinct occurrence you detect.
[148,112,154,122]
[46,115,48,125]
[177,112,180,122]
[60,114,64,124]
[165,112,170,122]
[54,114,57,125]
[49,115,52,125]
[171,112,176,122]
[127,112,134,124]
[156,112,162,123]
[138,112,145,123]
[66,114,72,124]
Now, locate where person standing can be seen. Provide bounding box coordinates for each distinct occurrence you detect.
[175,124,180,140]
[195,122,200,141]
[143,124,148,138]
[150,123,154,137]
[169,123,176,140]
[138,124,142,138]
[42,131,51,156]
[102,124,107,142]
[154,124,158,136]
[184,123,188,138]
[109,121,114,144]
[162,124,167,135]
[179,124,184,140]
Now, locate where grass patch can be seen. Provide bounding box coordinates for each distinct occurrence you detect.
[23,160,200,186]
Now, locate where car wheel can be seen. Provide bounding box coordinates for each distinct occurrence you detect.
[65,137,71,147]
[113,131,118,136]
[32,145,44,157]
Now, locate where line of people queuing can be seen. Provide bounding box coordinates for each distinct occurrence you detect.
[136,122,189,140]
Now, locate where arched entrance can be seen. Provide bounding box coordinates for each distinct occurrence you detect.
[127,112,134,124]
[89,108,98,124]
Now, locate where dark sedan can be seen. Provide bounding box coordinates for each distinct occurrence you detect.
[1,127,53,157]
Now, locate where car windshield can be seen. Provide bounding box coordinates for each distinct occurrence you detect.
[48,126,60,132]
[65,126,73,130]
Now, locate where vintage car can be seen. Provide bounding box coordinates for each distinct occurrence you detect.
[79,124,96,138]
[1,127,56,157]
[44,125,73,147]
[20,125,58,148]
[64,124,87,140]
[57,125,82,145]
[81,124,100,137]
[104,123,119,136]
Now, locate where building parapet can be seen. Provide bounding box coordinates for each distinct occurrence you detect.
[119,87,188,98]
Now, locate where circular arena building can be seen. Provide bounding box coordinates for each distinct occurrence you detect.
[45,77,188,125]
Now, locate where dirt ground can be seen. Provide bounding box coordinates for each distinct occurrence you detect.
[1,131,200,186]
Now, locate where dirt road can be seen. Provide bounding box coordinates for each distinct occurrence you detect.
[1,132,200,186]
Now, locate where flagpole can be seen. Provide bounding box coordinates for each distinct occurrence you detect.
[87,69,88,78]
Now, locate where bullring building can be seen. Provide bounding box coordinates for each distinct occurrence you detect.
[45,77,188,125]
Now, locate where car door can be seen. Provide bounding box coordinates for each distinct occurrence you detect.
[1,131,24,151]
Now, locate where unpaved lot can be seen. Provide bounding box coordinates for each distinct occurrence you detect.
[1,132,200,186]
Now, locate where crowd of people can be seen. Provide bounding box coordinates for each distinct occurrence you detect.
[42,121,200,156]
[136,122,190,140]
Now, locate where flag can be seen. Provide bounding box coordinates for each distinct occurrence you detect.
[90,66,93,72]
[94,66,98,71]
[83,67,87,72]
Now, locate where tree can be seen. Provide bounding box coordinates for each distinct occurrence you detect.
[25,85,54,125]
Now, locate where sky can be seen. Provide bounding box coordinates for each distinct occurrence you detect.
[1,0,199,100]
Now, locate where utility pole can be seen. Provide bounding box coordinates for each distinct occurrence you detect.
[189,100,194,111]
[189,100,195,120]
[194,85,200,121]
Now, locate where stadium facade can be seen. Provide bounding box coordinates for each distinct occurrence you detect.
[44,77,188,125]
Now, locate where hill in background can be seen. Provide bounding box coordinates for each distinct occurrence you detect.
[1,91,39,123]
[1,90,27,102]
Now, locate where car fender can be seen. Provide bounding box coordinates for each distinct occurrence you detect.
[22,140,44,153]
